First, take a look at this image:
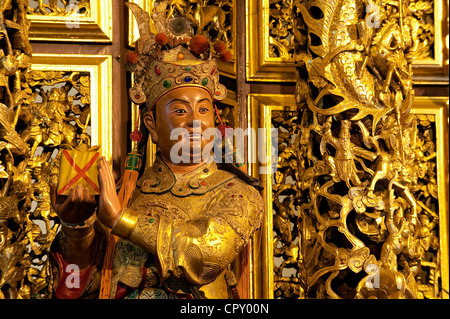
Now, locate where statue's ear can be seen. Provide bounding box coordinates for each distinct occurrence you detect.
[143,109,158,144]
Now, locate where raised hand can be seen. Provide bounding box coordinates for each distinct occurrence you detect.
[97,156,122,229]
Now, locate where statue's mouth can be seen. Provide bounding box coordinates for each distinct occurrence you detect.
[185,133,202,141]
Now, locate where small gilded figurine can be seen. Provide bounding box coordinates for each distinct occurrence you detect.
[49,2,263,299]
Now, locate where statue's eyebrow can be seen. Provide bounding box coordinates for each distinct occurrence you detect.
[198,98,212,105]
[166,98,189,107]
[166,98,212,107]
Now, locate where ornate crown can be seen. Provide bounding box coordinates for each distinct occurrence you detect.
[125,2,229,110]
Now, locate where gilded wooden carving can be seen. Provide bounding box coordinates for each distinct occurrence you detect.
[287,0,449,299]
[255,96,449,299]
[1,50,112,298]
[247,0,448,83]
[247,0,449,300]
[26,0,112,42]
[1,0,34,299]
[28,0,90,16]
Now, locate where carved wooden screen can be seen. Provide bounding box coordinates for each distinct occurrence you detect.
[0,0,115,298]
[246,0,449,299]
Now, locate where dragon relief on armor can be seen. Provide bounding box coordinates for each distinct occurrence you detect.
[270,0,445,298]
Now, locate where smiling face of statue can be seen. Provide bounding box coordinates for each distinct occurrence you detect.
[143,86,215,169]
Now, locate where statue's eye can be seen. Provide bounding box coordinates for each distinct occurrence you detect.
[174,109,187,114]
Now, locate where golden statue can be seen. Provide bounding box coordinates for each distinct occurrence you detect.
[48,2,263,299]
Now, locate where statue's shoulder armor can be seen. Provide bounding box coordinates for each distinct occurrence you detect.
[207,173,264,241]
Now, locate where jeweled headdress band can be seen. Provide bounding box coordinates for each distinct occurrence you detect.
[125,2,229,111]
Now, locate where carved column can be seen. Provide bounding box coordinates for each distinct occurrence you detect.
[293,0,446,298]
[0,0,34,299]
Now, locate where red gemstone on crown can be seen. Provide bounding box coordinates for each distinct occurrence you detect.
[155,65,161,75]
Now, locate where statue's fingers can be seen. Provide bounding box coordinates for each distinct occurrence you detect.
[55,189,73,216]
[68,187,76,202]
[102,157,114,182]
[99,157,115,191]
[98,157,107,189]
[81,186,94,203]
[73,184,84,202]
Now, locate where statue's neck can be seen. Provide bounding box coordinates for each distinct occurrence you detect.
[159,153,206,177]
